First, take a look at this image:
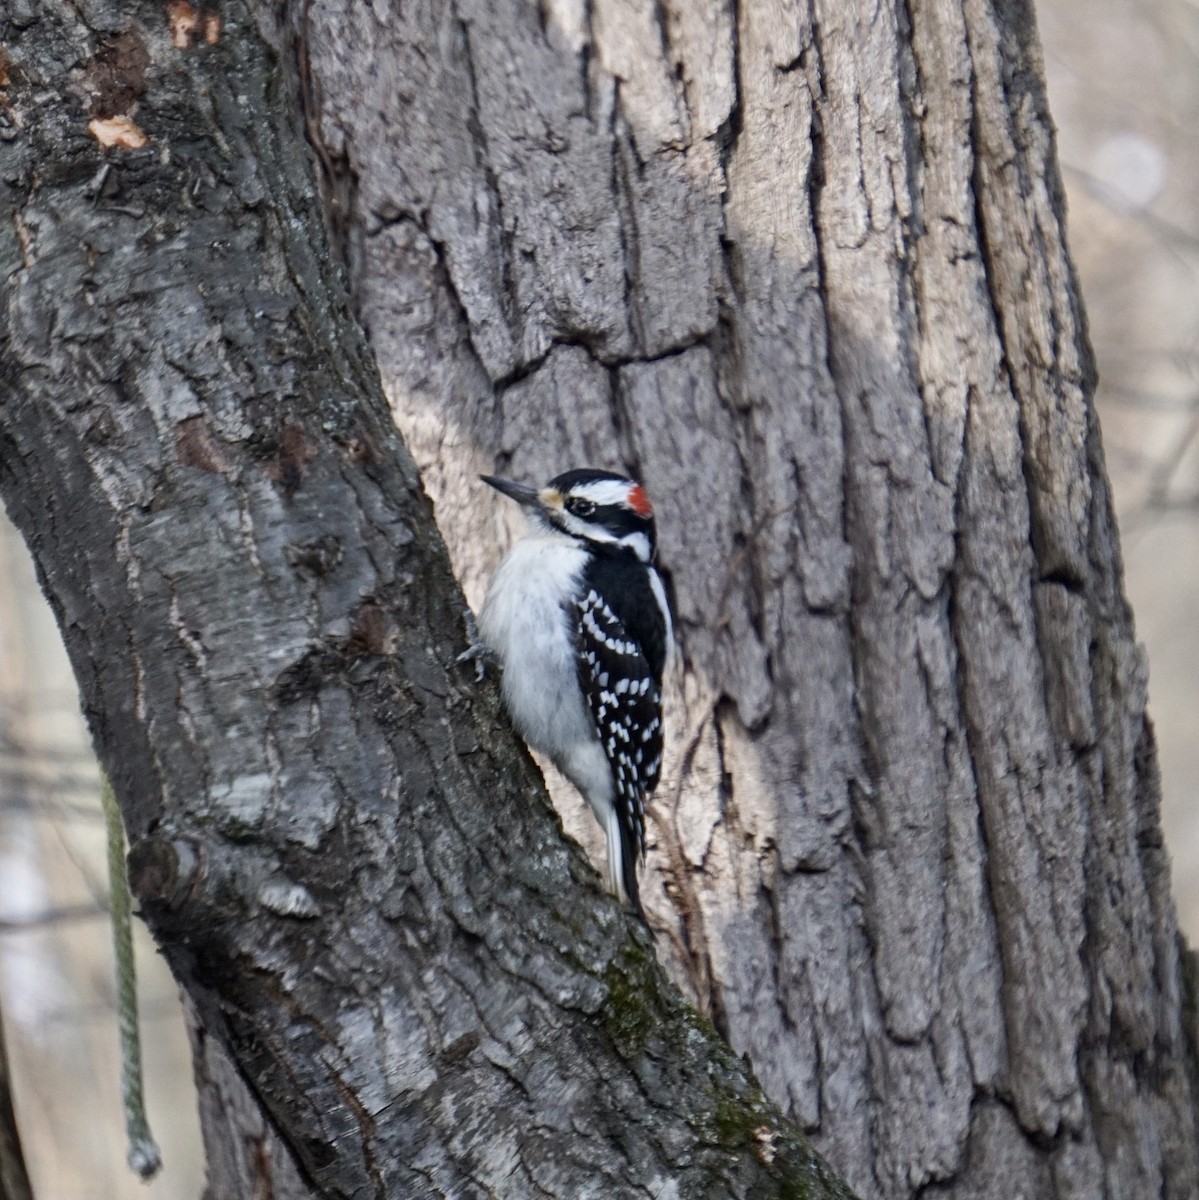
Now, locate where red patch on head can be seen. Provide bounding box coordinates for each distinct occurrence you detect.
[626,483,653,518]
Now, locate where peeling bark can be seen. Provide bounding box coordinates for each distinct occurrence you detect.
[0,1,861,1198]
[294,0,1199,1197]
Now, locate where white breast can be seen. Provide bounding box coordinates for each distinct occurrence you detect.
[478,537,607,792]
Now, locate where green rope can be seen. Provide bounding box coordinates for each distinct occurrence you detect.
[100,773,162,1179]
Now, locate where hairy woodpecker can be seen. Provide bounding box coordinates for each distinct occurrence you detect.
[475,468,673,917]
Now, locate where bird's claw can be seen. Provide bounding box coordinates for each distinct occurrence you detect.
[457,611,494,682]
[456,641,494,682]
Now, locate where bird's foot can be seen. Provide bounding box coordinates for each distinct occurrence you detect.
[456,611,495,682]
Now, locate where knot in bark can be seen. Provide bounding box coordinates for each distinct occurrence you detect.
[128,833,204,918]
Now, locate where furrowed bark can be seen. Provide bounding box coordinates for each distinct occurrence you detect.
[0,2,856,1197]
[187,999,310,1200]
[293,0,1199,1196]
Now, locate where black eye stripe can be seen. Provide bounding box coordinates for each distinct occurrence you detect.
[568,499,652,523]
[558,499,656,552]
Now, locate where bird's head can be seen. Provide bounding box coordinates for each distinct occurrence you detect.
[482,467,657,563]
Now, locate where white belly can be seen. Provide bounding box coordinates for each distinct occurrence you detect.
[478,537,613,812]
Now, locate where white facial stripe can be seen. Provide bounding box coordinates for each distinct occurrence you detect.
[649,567,675,666]
[622,531,651,563]
[553,512,651,561]
[572,479,634,507]
[558,510,619,542]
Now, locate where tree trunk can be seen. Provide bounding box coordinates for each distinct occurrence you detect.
[296,0,1199,1197]
[186,998,311,1200]
[0,2,856,1198]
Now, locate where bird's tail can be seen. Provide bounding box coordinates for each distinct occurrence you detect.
[607,805,645,921]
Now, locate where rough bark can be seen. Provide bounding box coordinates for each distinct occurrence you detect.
[0,2,857,1198]
[186,998,310,1200]
[296,0,1199,1197]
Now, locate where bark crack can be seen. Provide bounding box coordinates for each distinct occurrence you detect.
[457,10,520,347]
[609,86,644,354]
[659,703,720,998]
[714,0,743,305]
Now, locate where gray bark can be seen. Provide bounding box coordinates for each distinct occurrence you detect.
[296,0,1199,1197]
[0,2,857,1198]
[186,997,310,1200]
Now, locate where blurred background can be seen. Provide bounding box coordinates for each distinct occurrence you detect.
[2,3,1197,1195]
[1040,0,1199,933]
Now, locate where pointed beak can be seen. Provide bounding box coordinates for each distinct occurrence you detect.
[480,475,542,509]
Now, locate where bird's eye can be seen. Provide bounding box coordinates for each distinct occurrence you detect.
[568,498,596,518]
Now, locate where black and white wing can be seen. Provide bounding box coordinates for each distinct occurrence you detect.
[574,586,664,914]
